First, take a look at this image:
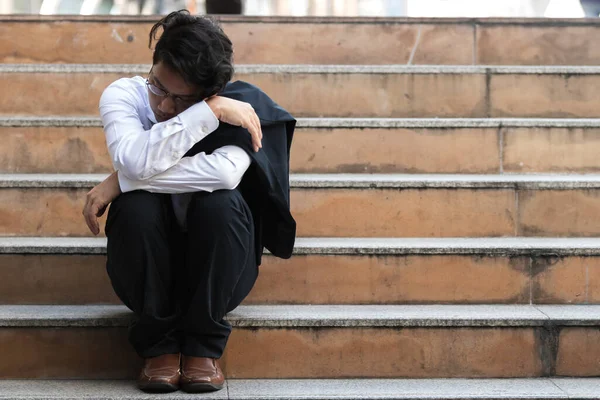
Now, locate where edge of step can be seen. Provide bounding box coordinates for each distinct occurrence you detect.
[0,304,599,328]
[5,116,600,129]
[3,14,600,26]
[5,173,600,189]
[0,378,598,399]
[3,63,600,75]
[3,236,600,256]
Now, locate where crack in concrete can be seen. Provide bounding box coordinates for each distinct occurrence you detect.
[407,25,422,65]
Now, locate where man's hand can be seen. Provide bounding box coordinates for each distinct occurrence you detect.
[206,96,263,152]
[83,171,121,235]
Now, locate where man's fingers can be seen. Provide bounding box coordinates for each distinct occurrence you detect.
[253,113,263,141]
[250,113,262,149]
[96,204,108,218]
[84,201,100,235]
[244,116,261,152]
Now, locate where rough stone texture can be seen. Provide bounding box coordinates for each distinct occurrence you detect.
[5,237,600,256]
[490,74,600,118]
[0,126,112,174]
[290,127,500,174]
[0,187,517,237]
[223,327,540,378]
[4,17,600,66]
[503,127,600,173]
[6,66,600,117]
[535,305,600,325]
[5,378,598,399]
[291,188,515,237]
[410,24,474,65]
[227,379,567,399]
[2,252,599,305]
[9,173,600,190]
[0,379,226,399]
[0,304,599,328]
[0,305,130,327]
[236,71,488,118]
[0,237,107,254]
[0,254,528,305]
[6,64,600,74]
[0,305,598,378]
[518,190,600,236]
[551,378,600,398]
[0,327,139,378]
[587,263,600,302]
[225,305,550,327]
[477,25,600,66]
[0,21,473,65]
[0,255,119,304]
[0,70,488,117]
[0,188,111,237]
[0,125,500,174]
[6,116,600,129]
[532,257,589,304]
[249,254,530,304]
[555,328,600,376]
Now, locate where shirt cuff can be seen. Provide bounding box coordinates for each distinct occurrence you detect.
[177,100,220,142]
[117,170,147,193]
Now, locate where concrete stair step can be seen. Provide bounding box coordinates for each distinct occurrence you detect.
[2,237,600,305]
[0,304,598,378]
[4,117,600,174]
[3,64,600,117]
[4,173,600,237]
[3,16,600,66]
[1,378,600,399]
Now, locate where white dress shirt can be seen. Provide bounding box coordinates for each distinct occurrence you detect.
[99,76,252,228]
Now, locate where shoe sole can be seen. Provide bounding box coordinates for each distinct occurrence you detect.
[138,381,179,393]
[181,382,224,393]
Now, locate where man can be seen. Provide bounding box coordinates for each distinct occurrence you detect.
[82,10,295,393]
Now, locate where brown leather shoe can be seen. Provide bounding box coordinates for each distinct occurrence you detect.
[180,356,225,392]
[137,353,181,393]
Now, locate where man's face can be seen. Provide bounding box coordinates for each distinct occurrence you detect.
[147,62,200,122]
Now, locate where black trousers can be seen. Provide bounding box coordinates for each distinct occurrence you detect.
[105,189,257,359]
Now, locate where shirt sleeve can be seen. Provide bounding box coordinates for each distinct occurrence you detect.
[99,79,219,181]
[117,145,252,194]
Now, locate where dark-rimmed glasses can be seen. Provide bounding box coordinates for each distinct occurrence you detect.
[145,70,201,109]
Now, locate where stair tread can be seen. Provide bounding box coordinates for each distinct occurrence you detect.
[4,236,600,256]
[4,63,600,74]
[0,378,598,399]
[0,304,599,328]
[5,116,600,128]
[6,173,600,189]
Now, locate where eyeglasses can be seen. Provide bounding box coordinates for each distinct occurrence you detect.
[145,72,201,109]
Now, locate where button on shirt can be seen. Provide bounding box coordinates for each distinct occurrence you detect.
[99,76,252,229]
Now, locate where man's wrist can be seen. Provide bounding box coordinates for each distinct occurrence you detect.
[206,97,222,119]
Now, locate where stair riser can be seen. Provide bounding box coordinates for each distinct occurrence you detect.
[1,254,598,305]
[4,20,600,66]
[5,126,600,174]
[0,326,595,378]
[3,187,600,237]
[0,21,472,65]
[2,72,600,118]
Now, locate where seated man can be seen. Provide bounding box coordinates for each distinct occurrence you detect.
[82,10,295,394]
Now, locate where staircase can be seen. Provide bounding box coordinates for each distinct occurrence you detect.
[1,14,600,399]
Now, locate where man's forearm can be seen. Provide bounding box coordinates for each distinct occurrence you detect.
[117,145,251,194]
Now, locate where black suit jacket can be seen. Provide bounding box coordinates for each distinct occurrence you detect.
[183,80,296,265]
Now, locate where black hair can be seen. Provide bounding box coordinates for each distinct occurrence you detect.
[149,10,234,99]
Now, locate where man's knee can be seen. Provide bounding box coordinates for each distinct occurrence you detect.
[106,190,167,235]
[187,190,248,227]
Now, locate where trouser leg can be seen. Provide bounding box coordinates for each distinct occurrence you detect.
[179,189,257,358]
[105,190,182,357]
